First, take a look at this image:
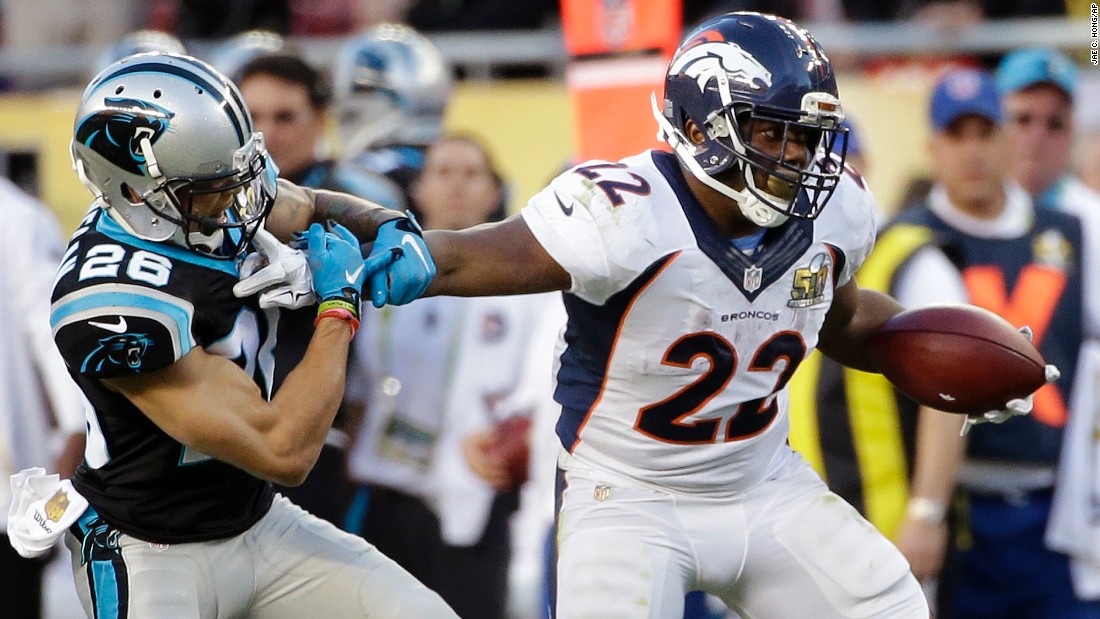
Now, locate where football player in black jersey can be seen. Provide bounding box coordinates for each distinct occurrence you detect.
[51,52,452,618]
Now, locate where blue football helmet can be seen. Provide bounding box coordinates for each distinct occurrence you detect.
[332,23,453,157]
[652,12,848,227]
[71,52,278,259]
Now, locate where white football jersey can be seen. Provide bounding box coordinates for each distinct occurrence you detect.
[521,150,877,496]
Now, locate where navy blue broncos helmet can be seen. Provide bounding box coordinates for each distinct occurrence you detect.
[71,52,278,259]
[653,12,848,227]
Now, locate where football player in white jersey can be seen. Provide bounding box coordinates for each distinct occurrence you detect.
[246,11,1050,619]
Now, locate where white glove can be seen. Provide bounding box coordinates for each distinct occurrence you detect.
[961,326,1062,435]
[8,467,89,558]
[233,228,317,310]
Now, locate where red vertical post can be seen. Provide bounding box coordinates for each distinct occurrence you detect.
[560,0,683,162]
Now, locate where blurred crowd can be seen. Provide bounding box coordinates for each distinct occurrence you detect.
[0,0,1079,54]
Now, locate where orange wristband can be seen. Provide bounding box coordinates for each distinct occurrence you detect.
[315,307,360,337]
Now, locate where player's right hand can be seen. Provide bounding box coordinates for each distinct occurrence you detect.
[961,326,1061,435]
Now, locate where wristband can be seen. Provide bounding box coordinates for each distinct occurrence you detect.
[315,307,359,337]
[316,298,360,337]
[317,298,359,317]
[906,497,947,524]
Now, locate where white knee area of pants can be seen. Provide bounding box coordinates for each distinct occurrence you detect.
[556,527,677,619]
[772,492,927,618]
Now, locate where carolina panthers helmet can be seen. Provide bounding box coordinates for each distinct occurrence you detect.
[332,23,453,156]
[71,52,278,259]
[653,12,848,227]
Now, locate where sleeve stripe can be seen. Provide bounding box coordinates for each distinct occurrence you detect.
[50,283,196,357]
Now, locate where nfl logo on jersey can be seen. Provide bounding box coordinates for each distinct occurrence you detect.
[744,265,763,292]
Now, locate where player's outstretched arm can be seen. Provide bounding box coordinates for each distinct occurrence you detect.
[264,179,405,243]
[422,215,571,298]
[817,280,905,372]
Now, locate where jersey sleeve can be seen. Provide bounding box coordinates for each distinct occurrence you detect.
[520,161,670,305]
[50,283,197,379]
[829,170,879,287]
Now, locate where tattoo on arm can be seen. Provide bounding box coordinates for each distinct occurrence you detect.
[311,190,404,242]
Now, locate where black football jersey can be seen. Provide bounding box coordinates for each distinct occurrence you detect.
[50,207,275,543]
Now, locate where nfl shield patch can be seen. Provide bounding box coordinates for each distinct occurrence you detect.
[744,265,763,292]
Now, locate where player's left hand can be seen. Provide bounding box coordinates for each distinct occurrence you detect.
[365,214,436,308]
[961,326,1061,435]
[233,228,317,310]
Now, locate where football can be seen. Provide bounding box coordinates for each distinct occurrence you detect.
[866,304,1048,414]
[489,416,532,489]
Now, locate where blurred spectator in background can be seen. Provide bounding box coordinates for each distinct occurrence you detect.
[997,48,1092,209]
[237,52,405,209]
[900,67,1098,619]
[209,29,288,83]
[332,23,453,212]
[235,50,403,526]
[343,134,557,619]
[998,47,1100,610]
[0,174,87,618]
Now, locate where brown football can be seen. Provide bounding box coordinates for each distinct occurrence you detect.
[866,304,1048,414]
[490,416,532,489]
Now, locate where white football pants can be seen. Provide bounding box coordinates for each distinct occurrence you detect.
[555,453,929,619]
[65,494,457,618]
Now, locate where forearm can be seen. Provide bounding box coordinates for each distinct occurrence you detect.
[909,405,966,505]
[265,179,405,243]
[423,218,571,297]
[308,188,404,243]
[266,318,353,484]
[819,287,904,372]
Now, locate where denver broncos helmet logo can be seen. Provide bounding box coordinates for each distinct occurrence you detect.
[74,98,174,175]
[81,333,152,373]
[669,41,772,92]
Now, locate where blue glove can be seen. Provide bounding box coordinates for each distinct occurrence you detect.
[366,214,437,308]
[306,222,368,312]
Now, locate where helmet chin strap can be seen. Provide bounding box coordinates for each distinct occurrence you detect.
[650,94,789,229]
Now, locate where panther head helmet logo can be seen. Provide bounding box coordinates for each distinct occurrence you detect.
[74,98,174,175]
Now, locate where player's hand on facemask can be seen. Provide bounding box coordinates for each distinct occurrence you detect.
[961,326,1061,435]
[365,213,436,308]
[233,228,317,310]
